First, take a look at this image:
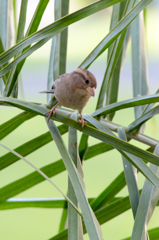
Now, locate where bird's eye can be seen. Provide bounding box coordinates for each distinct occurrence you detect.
[85,79,89,84]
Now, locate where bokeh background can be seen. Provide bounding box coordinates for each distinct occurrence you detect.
[1,0,159,239]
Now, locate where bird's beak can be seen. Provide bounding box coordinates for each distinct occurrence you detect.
[86,87,95,97]
[39,90,54,93]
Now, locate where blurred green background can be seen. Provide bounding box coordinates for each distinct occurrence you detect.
[0,0,159,239]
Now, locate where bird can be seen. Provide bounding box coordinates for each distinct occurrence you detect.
[40,68,97,128]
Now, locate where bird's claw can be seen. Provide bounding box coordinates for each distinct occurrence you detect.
[45,103,60,122]
[45,108,56,122]
[78,119,87,128]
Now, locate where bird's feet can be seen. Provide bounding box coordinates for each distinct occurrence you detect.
[46,103,59,121]
[79,113,87,128]
[78,119,87,128]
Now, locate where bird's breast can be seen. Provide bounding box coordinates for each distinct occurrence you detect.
[54,85,90,112]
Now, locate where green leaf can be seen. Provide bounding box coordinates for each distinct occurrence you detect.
[1,97,159,169]
[47,37,56,103]
[122,227,159,240]
[131,6,148,119]
[118,127,139,218]
[90,171,126,211]
[16,0,28,43]
[91,93,159,117]
[0,0,9,50]
[10,0,28,98]
[26,0,50,37]
[3,0,50,97]
[0,124,68,170]
[131,145,159,240]
[0,1,9,88]
[79,0,152,69]
[0,111,36,140]
[46,118,103,240]
[48,196,159,239]
[68,112,84,240]
[0,141,114,202]
[3,38,49,97]
[127,105,159,133]
[0,198,66,210]
[47,0,69,103]
[96,29,127,109]
[0,159,66,203]
[98,0,131,111]
[0,0,124,67]
[78,133,89,162]
[106,1,131,120]
[53,0,69,79]
[83,114,159,187]
[59,201,68,233]
[49,195,133,239]
[0,142,81,215]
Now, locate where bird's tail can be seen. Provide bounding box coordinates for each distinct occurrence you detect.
[39,89,55,94]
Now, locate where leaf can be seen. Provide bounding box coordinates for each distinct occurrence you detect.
[0,198,66,210]
[79,0,152,69]
[0,124,68,170]
[3,38,49,97]
[90,171,126,211]
[106,2,131,120]
[0,1,9,88]
[91,93,159,117]
[79,133,89,162]
[0,140,115,203]
[131,6,149,119]
[118,127,139,218]
[127,105,159,133]
[3,0,50,97]
[46,118,103,240]
[47,37,56,103]
[49,195,133,239]
[9,0,29,98]
[98,0,131,112]
[68,112,84,240]
[131,145,159,240]
[96,29,127,109]
[0,142,81,215]
[0,0,124,67]
[122,227,159,240]
[0,0,9,50]
[16,0,28,43]
[53,0,69,79]
[83,114,159,188]
[0,111,36,140]
[1,97,159,169]
[59,201,68,233]
[47,0,69,103]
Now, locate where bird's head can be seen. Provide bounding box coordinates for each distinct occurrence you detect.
[71,68,97,97]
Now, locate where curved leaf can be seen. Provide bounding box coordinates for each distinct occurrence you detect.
[68,112,84,240]
[127,105,159,132]
[131,145,159,240]
[0,111,36,140]
[0,142,81,215]
[79,0,152,69]
[118,127,139,218]
[0,97,159,169]
[91,93,159,117]
[46,118,103,240]
[0,0,124,66]
[0,142,113,202]
[0,198,66,210]
[0,124,68,170]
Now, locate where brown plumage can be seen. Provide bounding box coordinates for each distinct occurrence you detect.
[40,68,97,127]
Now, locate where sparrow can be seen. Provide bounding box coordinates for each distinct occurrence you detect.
[40,68,97,127]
